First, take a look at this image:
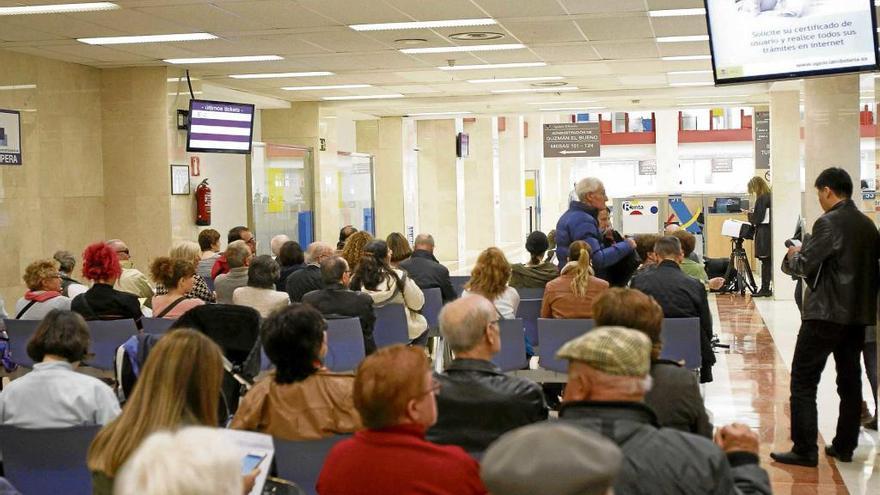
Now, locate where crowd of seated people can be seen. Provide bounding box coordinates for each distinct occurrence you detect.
[0,222,783,495]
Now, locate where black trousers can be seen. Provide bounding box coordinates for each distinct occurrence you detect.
[759,256,772,292]
[790,320,865,456]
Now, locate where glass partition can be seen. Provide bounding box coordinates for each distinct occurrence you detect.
[336,152,376,235]
[249,143,314,256]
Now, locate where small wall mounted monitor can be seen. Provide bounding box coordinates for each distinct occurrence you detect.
[704,0,879,85]
[187,99,255,154]
[456,132,469,158]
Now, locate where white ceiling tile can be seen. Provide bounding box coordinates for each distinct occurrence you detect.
[645,0,705,9]
[529,43,601,63]
[136,4,267,32]
[650,16,708,37]
[560,0,646,14]
[296,0,410,25]
[552,63,614,76]
[3,14,124,39]
[294,29,390,53]
[385,0,487,20]
[575,16,654,41]
[0,20,55,42]
[592,40,659,60]
[213,0,338,30]
[501,20,585,44]
[69,9,195,34]
[617,74,668,87]
[472,0,568,18]
[657,42,709,57]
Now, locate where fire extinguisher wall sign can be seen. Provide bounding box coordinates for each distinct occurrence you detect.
[196,178,211,226]
[190,155,201,176]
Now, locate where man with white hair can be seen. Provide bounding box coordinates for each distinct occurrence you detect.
[557,326,771,495]
[285,241,335,302]
[555,177,635,273]
[427,295,547,452]
[106,239,154,305]
[270,234,290,259]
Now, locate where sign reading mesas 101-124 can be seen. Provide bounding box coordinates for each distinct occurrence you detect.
[543,122,600,158]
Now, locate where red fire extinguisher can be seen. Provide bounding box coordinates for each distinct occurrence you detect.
[196,179,211,226]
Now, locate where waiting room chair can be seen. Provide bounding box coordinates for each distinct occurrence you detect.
[660,317,702,371]
[203,275,215,292]
[421,288,443,330]
[537,319,595,373]
[515,287,545,300]
[0,424,101,495]
[490,318,528,372]
[274,434,352,495]
[85,319,139,371]
[373,304,410,348]
[324,317,366,372]
[450,276,469,297]
[3,319,41,368]
[515,299,543,348]
[141,317,175,335]
[260,346,273,372]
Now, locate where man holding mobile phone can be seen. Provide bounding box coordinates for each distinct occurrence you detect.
[771,168,880,467]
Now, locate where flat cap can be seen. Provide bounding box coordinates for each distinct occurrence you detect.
[556,326,651,376]
[481,422,623,495]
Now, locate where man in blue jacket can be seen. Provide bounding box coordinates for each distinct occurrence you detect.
[555,177,636,274]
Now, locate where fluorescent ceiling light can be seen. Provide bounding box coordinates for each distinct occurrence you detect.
[438,62,546,71]
[229,71,334,79]
[670,82,714,87]
[682,101,747,106]
[667,70,713,75]
[539,107,605,111]
[649,8,706,17]
[168,91,203,96]
[0,2,118,15]
[167,77,199,82]
[409,111,473,116]
[657,35,710,43]
[467,76,563,84]
[678,94,748,99]
[322,94,405,101]
[491,87,580,93]
[0,84,36,90]
[282,84,371,91]
[527,99,597,105]
[78,33,216,45]
[350,18,496,31]
[401,43,525,54]
[164,55,283,64]
[662,55,712,61]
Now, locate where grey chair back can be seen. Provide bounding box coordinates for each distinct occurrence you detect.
[660,317,702,371]
[515,298,542,347]
[141,316,175,335]
[490,318,528,372]
[450,276,469,297]
[515,287,545,300]
[274,434,352,495]
[373,304,410,347]
[3,319,41,368]
[325,317,366,372]
[86,319,139,370]
[421,288,443,330]
[537,319,596,373]
[0,425,101,495]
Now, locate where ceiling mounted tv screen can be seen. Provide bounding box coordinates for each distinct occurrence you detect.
[187,99,255,154]
[705,0,879,85]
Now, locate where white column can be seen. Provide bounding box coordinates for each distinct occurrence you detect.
[654,109,680,192]
[498,116,526,246]
[769,90,801,301]
[803,75,860,228]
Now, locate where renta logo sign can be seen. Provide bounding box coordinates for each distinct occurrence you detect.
[622,201,659,216]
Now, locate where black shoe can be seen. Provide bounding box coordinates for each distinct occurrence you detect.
[770,450,818,467]
[825,445,853,462]
[865,416,878,430]
[753,289,772,297]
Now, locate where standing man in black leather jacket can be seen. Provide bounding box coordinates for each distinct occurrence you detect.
[772,167,880,467]
[427,295,547,452]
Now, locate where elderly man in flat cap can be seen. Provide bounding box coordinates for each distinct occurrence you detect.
[557,327,771,495]
[481,422,622,495]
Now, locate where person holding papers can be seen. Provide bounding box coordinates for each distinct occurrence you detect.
[747,176,773,296]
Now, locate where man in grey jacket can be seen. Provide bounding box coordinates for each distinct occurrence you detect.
[557,327,771,495]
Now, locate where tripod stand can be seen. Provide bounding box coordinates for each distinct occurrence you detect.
[720,237,757,296]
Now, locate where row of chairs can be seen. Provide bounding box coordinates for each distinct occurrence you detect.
[0,424,348,495]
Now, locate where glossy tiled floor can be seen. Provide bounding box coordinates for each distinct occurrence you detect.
[706,294,879,495]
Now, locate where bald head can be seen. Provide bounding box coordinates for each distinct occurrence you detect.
[106,239,130,260]
[270,234,290,256]
[414,234,435,252]
[439,295,498,357]
[307,242,335,265]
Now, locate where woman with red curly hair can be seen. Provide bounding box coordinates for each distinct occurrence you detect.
[462,247,519,319]
[71,242,143,327]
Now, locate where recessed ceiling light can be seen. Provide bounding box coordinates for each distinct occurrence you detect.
[164,55,283,64]
[448,32,504,41]
[400,43,525,54]
[438,62,546,71]
[467,76,563,84]
[532,81,568,87]
[527,100,597,105]
[408,111,473,116]
[350,18,497,31]
[670,82,714,87]
[539,107,605,111]
[491,87,580,93]
[649,8,706,17]
[657,35,710,43]
[78,33,216,45]
[667,70,713,75]
[0,2,118,15]
[662,55,712,61]
[395,38,428,45]
[0,84,36,90]
[322,94,405,100]
[282,84,371,91]
[229,71,334,79]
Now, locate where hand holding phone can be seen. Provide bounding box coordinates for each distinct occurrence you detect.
[241,453,266,475]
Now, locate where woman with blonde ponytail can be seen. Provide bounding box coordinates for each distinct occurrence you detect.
[541,240,609,319]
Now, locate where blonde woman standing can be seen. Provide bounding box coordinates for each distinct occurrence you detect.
[541,240,609,319]
[747,176,772,296]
